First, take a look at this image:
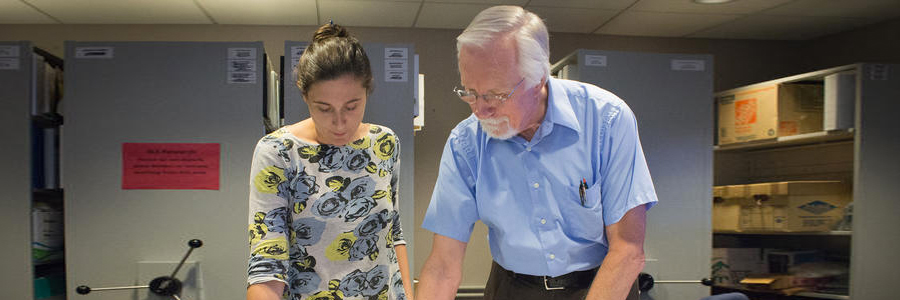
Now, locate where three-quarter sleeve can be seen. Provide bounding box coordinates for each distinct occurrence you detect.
[389,135,406,246]
[247,137,291,286]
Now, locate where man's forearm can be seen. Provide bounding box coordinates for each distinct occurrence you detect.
[415,257,462,300]
[584,249,645,300]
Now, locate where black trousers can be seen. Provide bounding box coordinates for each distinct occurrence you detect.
[483,262,639,300]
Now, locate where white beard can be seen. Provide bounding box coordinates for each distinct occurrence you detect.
[478,116,518,140]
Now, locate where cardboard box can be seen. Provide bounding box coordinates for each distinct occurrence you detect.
[713,186,741,231]
[717,83,824,145]
[741,274,830,290]
[765,250,820,273]
[711,248,766,286]
[717,181,851,232]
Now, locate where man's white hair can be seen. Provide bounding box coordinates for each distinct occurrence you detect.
[457,6,550,88]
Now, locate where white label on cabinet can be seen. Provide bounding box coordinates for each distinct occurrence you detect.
[671,59,705,71]
[385,59,408,71]
[228,71,257,84]
[385,70,407,82]
[228,59,257,72]
[228,48,256,59]
[0,45,20,57]
[869,64,889,81]
[583,55,607,67]
[75,47,114,59]
[385,48,408,59]
[0,58,20,70]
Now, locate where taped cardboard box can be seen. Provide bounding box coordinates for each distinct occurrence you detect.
[711,248,766,286]
[717,83,824,145]
[717,181,850,232]
[713,185,741,232]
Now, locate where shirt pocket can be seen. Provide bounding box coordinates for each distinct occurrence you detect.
[559,183,605,242]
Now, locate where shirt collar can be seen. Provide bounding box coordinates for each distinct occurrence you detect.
[544,77,582,133]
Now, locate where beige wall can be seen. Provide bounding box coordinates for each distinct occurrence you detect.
[3,18,898,287]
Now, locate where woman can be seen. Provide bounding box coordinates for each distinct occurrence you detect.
[246,23,413,300]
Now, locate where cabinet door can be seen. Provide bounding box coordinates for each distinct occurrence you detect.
[571,50,714,300]
[64,41,264,300]
[0,41,35,300]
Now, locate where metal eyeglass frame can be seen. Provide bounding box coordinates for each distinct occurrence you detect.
[452,78,525,106]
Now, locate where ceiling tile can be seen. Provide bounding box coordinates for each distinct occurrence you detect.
[632,0,793,14]
[319,0,421,28]
[597,11,740,37]
[528,0,634,10]
[761,0,900,19]
[525,6,619,33]
[196,0,317,25]
[26,0,211,24]
[416,3,492,29]
[689,15,878,40]
[0,0,57,23]
[423,0,527,5]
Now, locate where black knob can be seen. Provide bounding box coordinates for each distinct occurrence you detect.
[76,285,91,294]
[188,239,203,248]
[149,276,183,296]
[638,272,654,292]
[701,277,714,286]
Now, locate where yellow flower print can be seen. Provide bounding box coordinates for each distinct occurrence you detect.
[305,290,343,300]
[373,132,396,161]
[252,237,289,260]
[254,166,286,194]
[350,135,371,150]
[293,201,306,214]
[376,288,388,300]
[372,190,389,204]
[249,223,268,245]
[326,176,348,192]
[253,212,266,224]
[325,231,358,261]
[267,128,287,139]
[328,279,341,291]
[365,162,378,174]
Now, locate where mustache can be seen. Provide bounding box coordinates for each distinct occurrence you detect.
[477,116,509,126]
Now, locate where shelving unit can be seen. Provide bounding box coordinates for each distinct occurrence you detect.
[1,41,65,300]
[712,63,900,300]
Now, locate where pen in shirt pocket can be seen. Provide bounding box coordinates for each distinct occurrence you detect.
[578,178,587,207]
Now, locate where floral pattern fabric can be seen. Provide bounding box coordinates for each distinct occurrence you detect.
[248,125,406,300]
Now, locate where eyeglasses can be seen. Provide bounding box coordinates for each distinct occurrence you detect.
[452,78,525,106]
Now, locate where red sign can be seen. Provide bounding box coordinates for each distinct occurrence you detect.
[122,143,220,190]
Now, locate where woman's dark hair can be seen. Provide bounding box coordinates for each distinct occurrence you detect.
[296,23,373,95]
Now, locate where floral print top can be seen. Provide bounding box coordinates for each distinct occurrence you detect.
[247,124,406,300]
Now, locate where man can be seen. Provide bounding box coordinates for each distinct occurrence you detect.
[416,5,658,300]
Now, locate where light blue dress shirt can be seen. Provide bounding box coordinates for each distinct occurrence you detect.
[422,77,658,277]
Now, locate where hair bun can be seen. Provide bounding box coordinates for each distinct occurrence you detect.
[313,23,349,43]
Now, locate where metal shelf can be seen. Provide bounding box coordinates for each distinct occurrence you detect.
[714,129,854,153]
[714,230,851,236]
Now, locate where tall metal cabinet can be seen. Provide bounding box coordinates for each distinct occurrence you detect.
[63,41,268,300]
[282,41,418,273]
[2,41,65,300]
[553,49,714,300]
[712,64,900,300]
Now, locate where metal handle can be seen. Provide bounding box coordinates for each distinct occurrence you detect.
[75,238,203,300]
[638,272,713,292]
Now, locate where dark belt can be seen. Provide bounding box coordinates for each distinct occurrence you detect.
[496,262,598,291]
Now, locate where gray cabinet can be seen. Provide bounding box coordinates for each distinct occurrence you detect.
[63,41,268,300]
[554,49,714,300]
